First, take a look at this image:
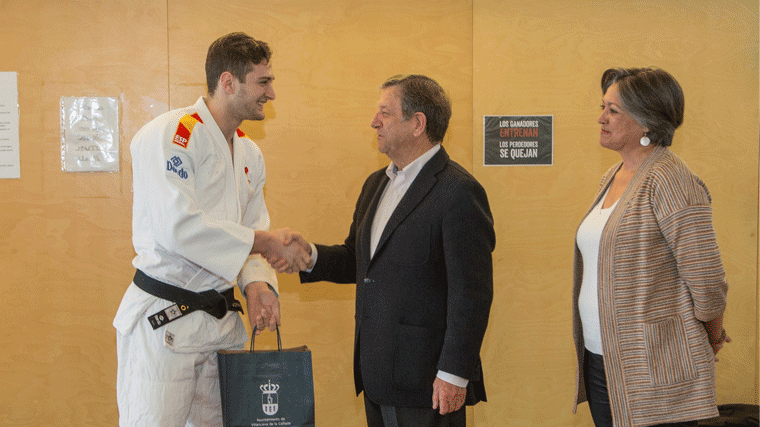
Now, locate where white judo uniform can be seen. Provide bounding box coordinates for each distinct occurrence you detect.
[114,97,278,427]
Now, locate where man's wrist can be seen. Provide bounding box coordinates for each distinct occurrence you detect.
[436,371,468,388]
[252,231,273,255]
[305,243,318,272]
[244,281,267,297]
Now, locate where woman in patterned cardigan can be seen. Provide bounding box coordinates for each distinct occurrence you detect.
[572,67,729,427]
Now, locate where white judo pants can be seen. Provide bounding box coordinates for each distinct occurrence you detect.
[116,319,226,427]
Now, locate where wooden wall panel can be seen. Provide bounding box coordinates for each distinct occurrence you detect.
[1,0,757,426]
[473,0,759,425]
[0,1,168,426]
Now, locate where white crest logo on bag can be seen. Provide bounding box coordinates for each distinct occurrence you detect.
[260,380,280,415]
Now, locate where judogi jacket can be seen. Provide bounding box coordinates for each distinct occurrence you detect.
[572,146,728,426]
[114,97,277,352]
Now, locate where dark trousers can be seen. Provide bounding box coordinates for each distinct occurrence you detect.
[584,350,698,427]
[363,393,466,427]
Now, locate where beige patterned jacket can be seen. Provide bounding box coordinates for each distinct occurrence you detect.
[572,146,728,427]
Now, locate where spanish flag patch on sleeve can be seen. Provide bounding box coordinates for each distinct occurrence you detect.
[172,113,203,148]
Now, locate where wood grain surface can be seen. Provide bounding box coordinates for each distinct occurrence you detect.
[0,0,756,426]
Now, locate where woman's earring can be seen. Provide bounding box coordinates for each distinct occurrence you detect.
[640,133,651,147]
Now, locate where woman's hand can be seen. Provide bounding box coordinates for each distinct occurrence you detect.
[712,333,732,363]
[703,317,730,362]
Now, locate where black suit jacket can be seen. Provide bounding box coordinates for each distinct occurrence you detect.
[300,147,495,408]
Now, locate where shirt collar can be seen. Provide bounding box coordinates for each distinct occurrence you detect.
[385,144,441,185]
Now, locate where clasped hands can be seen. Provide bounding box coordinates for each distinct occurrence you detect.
[254,228,312,274]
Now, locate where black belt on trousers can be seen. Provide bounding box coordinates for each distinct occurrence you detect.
[133,269,244,330]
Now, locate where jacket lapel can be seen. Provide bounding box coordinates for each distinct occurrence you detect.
[357,173,389,266]
[371,148,448,263]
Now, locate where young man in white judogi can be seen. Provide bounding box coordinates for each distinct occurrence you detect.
[113,32,309,427]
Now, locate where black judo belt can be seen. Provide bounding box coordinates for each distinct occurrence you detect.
[133,269,244,330]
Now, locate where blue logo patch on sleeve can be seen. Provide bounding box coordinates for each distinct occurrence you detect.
[167,156,189,179]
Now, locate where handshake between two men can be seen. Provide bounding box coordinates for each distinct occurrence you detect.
[254,228,313,274]
[247,228,313,334]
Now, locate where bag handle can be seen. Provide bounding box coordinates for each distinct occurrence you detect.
[250,325,283,352]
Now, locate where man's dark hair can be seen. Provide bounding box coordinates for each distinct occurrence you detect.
[206,32,272,96]
[381,74,451,143]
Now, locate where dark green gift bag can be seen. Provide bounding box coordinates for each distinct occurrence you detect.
[218,327,315,427]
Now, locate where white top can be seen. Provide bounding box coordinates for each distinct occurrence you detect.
[576,189,617,355]
[114,97,276,351]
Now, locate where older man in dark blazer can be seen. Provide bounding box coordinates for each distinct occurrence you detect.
[298,75,494,427]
